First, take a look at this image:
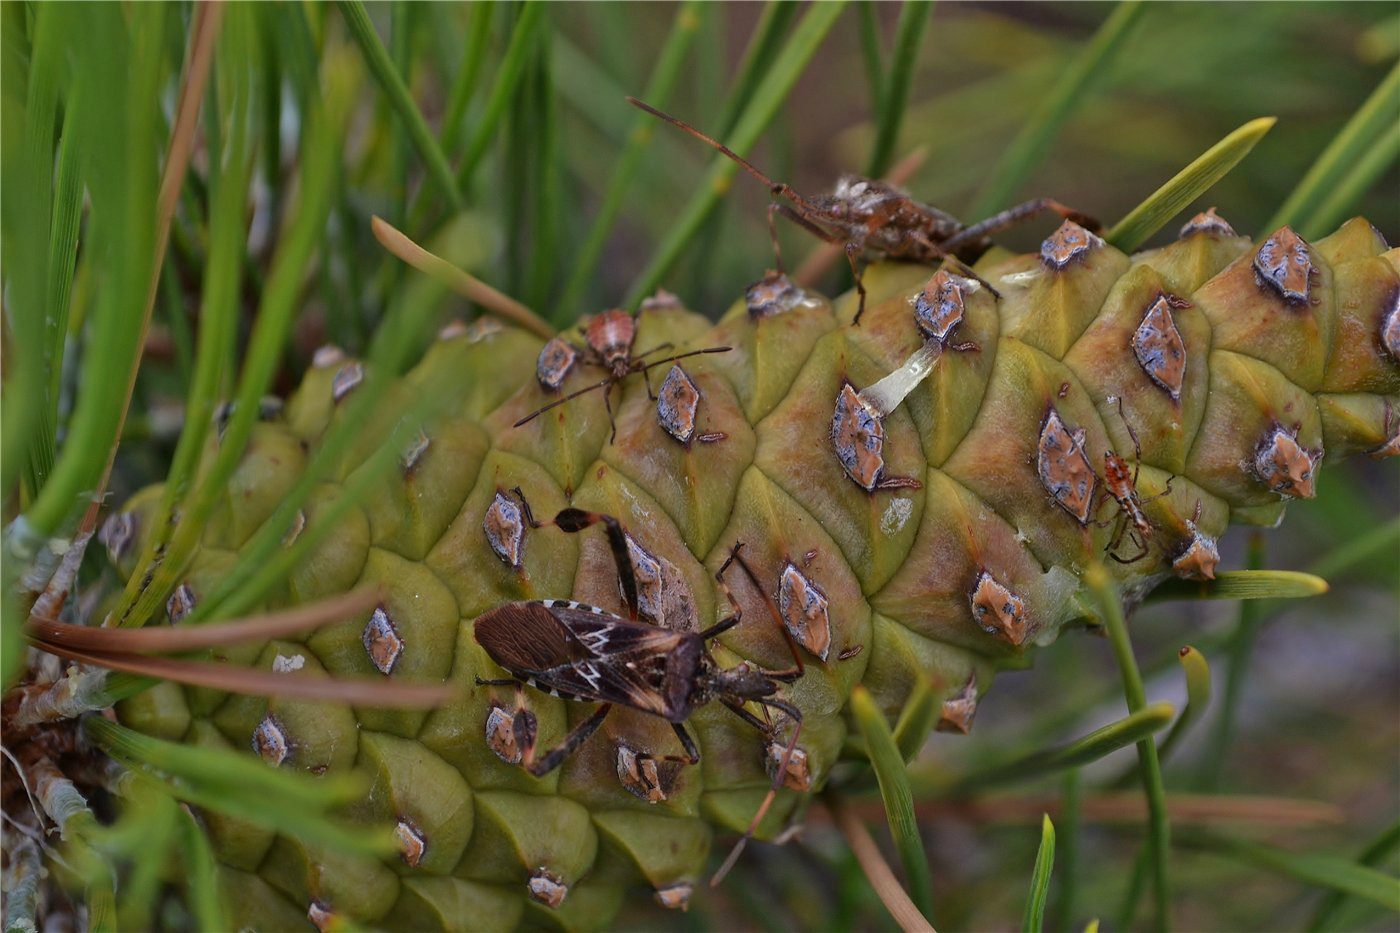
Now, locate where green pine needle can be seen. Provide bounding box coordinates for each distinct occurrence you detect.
[1147,568,1327,603]
[558,1,706,315]
[866,1,934,178]
[945,702,1174,793]
[1105,116,1276,251]
[1307,820,1400,932]
[892,678,942,762]
[850,685,936,920]
[969,0,1145,218]
[1021,814,1056,933]
[623,0,848,308]
[1265,61,1400,238]
[1181,829,1400,913]
[339,0,463,212]
[1086,563,1171,933]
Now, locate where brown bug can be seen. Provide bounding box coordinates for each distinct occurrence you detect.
[628,97,1098,325]
[514,308,731,442]
[1098,397,1174,563]
[473,499,807,885]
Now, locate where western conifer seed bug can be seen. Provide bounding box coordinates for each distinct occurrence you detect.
[628,97,1099,325]
[473,498,808,885]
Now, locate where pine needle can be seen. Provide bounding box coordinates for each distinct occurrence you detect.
[371,214,554,338]
[1021,815,1056,933]
[851,685,936,919]
[826,795,937,933]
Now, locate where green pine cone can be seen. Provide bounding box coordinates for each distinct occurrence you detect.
[109,214,1399,931]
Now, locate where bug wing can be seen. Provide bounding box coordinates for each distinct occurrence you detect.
[475,602,594,674]
[543,612,695,717]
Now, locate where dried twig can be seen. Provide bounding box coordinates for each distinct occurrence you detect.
[28,587,382,654]
[826,795,937,933]
[371,215,555,339]
[817,793,1346,828]
[29,641,454,707]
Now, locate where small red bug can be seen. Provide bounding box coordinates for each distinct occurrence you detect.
[1098,397,1174,563]
[515,309,731,442]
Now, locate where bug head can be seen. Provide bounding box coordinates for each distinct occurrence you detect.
[706,662,790,705]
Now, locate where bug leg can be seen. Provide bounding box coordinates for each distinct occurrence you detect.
[711,712,802,887]
[474,676,520,687]
[666,722,701,765]
[548,507,640,621]
[720,544,805,678]
[1141,473,1175,504]
[942,198,1101,252]
[603,382,618,445]
[767,202,787,273]
[712,542,746,629]
[525,703,613,777]
[845,241,869,326]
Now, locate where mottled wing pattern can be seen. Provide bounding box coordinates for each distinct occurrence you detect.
[475,600,689,716]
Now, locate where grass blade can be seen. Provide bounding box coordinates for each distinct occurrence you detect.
[1021,814,1056,933]
[945,702,1173,793]
[1105,115,1276,251]
[1303,119,1400,239]
[1052,772,1081,933]
[623,0,848,307]
[850,685,936,920]
[892,678,941,762]
[1308,819,1400,932]
[827,795,936,933]
[455,1,548,192]
[1111,645,1211,787]
[866,1,934,178]
[177,803,229,932]
[1086,563,1171,932]
[558,1,706,314]
[1265,62,1400,237]
[969,1,1145,218]
[339,0,462,212]
[1146,568,1327,603]
[1181,829,1400,912]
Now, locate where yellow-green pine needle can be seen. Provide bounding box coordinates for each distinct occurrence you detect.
[851,685,935,920]
[1021,814,1056,933]
[1106,116,1276,251]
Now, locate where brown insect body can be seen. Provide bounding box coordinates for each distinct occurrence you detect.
[628,96,1098,324]
[1097,398,1173,564]
[472,503,807,884]
[516,309,731,442]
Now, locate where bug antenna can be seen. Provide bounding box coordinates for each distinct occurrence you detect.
[513,376,613,427]
[727,547,805,677]
[711,718,802,887]
[627,97,811,210]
